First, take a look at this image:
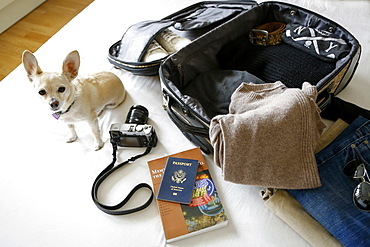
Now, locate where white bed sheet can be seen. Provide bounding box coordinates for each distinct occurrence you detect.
[0,0,369,246]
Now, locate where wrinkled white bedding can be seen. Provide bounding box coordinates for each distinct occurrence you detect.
[0,0,369,246]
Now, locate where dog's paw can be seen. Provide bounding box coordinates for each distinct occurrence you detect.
[94,141,104,151]
[66,133,78,143]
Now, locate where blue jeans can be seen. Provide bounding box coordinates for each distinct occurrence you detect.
[289,116,370,247]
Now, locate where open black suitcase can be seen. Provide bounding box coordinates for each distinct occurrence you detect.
[109,1,361,153]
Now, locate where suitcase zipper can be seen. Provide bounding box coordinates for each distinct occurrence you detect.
[171,105,193,126]
[108,56,162,69]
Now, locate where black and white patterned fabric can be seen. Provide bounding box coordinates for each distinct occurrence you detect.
[283,23,350,62]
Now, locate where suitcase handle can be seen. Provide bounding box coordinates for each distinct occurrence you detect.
[165,95,209,138]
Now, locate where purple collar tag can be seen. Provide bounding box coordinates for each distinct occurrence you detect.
[52,113,61,120]
[51,101,75,120]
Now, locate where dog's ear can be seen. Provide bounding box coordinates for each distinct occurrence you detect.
[62,50,80,80]
[22,50,43,82]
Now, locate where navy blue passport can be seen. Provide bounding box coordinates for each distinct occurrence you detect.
[157,157,199,204]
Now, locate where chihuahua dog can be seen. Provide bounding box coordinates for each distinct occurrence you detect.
[22,50,126,150]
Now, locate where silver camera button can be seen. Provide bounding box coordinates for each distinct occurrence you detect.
[135,125,144,132]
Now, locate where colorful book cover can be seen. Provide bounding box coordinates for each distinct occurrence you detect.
[157,157,199,204]
[148,147,228,243]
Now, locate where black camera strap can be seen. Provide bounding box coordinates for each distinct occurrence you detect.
[91,142,154,215]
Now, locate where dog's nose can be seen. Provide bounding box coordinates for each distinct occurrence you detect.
[50,100,59,110]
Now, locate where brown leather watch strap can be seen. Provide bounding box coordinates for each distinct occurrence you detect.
[249,22,286,46]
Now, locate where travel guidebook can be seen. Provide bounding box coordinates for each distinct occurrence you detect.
[148,147,228,243]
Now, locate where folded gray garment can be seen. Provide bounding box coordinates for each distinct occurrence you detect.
[182,69,265,118]
[210,81,326,189]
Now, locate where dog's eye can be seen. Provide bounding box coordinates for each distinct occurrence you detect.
[38,90,46,96]
[58,87,66,93]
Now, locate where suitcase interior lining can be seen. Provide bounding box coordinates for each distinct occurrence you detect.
[182,39,337,119]
[162,2,358,121]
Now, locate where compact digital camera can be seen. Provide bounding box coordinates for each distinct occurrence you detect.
[109,105,157,147]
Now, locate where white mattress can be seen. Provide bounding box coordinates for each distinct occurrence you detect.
[0,0,369,246]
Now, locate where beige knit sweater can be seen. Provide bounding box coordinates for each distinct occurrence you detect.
[210,81,326,189]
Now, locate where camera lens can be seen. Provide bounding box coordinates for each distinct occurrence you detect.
[125,105,149,124]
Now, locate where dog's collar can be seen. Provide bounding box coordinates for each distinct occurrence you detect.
[52,101,75,120]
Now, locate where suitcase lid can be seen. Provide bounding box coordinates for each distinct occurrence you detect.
[108,1,257,76]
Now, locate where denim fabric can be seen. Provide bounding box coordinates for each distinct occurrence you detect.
[289,116,370,247]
